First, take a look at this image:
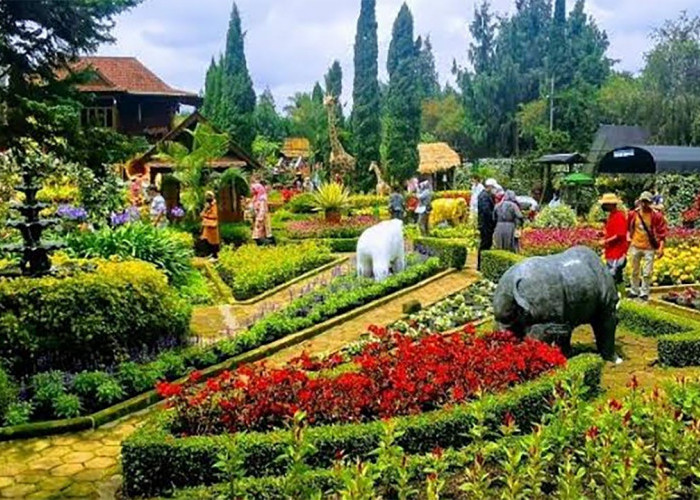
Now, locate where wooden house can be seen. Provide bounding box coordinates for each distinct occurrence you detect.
[128,112,263,223]
[278,137,311,170]
[65,56,202,140]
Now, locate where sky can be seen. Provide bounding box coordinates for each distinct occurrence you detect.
[99,0,700,111]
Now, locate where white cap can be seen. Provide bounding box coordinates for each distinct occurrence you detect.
[485,178,498,188]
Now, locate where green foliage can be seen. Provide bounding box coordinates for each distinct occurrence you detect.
[121,355,603,497]
[252,135,281,167]
[31,371,66,417]
[65,222,194,286]
[413,238,468,270]
[421,93,469,152]
[656,174,700,226]
[219,222,252,246]
[255,88,288,143]
[383,4,420,184]
[480,251,525,283]
[317,238,358,253]
[352,0,382,191]
[0,367,17,423]
[415,36,440,101]
[324,60,344,122]
[285,91,329,165]
[3,401,32,426]
[217,242,333,300]
[312,182,350,213]
[0,260,191,378]
[617,300,700,367]
[52,393,82,419]
[531,204,578,229]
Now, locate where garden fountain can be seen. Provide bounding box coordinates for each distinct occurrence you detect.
[1,159,64,277]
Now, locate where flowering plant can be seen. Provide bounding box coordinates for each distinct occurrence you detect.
[435,190,471,205]
[56,204,88,222]
[286,215,378,239]
[110,206,141,227]
[170,206,185,220]
[158,327,566,436]
[281,188,301,203]
[520,227,600,256]
[681,194,700,227]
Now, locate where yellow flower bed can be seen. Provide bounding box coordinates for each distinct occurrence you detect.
[651,244,700,286]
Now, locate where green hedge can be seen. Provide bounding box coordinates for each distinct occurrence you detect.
[618,300,700,367]
[413,238,468,270]
[317,238,358,253]
[122,355,603,497]
[480,250,525,282]
[0,261,191,378]
[219,222,251,247]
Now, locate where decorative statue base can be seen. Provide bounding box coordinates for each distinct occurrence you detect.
[493,246,619,361]
[357,219,405,282]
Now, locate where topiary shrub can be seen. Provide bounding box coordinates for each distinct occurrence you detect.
[531,204,578,229]
[287,193,316,214]
[0,260,191,378]
[219,222,251,247]
[480,251,525,282]
[413,238,468,270]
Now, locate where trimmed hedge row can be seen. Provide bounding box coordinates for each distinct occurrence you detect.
[122,354,603,497]
[413,238,468,270]
[480,250,525,282]
[618,300,700,367]
[317,238,358,253]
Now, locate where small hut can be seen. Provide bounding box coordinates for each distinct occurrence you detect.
[127,111,263,223]
[279,137,311,170]
[418,142,461,190]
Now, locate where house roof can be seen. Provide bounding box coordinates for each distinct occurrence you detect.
[598,145,700,174]
[280,137,311,159]
[134,111,263,171]
[66,57,201,103]
[589,124,650,162]
[536,153,588,165]
[418,142,461,174]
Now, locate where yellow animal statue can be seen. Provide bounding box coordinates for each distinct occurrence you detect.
[369,162,391,196]
[430,198,468,227]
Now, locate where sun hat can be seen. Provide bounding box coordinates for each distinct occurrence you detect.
[638,191,653,203]
[599,193,622,205]
[484,178,498,188]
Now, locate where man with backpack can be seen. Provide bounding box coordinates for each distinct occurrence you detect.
[628,191,668,300]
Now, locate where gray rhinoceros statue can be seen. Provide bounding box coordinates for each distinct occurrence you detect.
[493,246,618,361]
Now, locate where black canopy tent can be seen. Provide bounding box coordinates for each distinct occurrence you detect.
[536,153,588,165]
[598,145,700,174]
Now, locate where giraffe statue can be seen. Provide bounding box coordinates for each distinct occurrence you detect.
[369,162,391,196]
[323,95,356,180]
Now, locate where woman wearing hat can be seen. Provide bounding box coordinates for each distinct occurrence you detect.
[200,191,220,258]
[599,193,628,288]
[627,191,668,300]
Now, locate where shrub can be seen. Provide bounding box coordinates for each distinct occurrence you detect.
[65,222,194,286]
[122,355,603,497]
[312,183,350,214]
[3,401,32,426]
[0,260,191,377]
[287,193,316,214]
[217,242,334,300]
[349,194,389,209]
[413,238,468,270]
[480,251,525,282]
[219,222,251,247]
[178,270,214,306]
[531,204,578,229]
[53,393,82,419]
[286,216,377,239]
[0,367,17,422]
[72,371,125,410]
[318,238,358,253]
[31,371,66,417]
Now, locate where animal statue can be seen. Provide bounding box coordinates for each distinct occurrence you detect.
[323,95,356,179]
[369,162,391,196]
[357,219,405,282]
[430,198,468,227]
[492,246,619,362]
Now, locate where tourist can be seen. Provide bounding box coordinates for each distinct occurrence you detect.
[628,191,668,300]
[407,177,419,194]
[148,185,167,228]
[493,190,524,253]
[549,190,562,208]
[303,176,314,192]
[599,193,629,289]
[130,175,143,206]
[417,180,432,236]
[251,181,272,245]
[469,174,484,220]
[477,179,498,270]
[200,191,220,258]
[389,185,405,220]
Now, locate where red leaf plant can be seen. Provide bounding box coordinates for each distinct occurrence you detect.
[158,327,566,436]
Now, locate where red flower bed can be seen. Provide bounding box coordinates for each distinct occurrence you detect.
[521,227,600,256]
[281,188,302,203]
[158,327,566,436]
[667,227,700,246]
[286,215,378,239]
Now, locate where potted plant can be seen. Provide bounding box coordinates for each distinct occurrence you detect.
[312,182,350,223]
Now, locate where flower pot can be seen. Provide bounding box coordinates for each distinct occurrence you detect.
[325,210,341,224]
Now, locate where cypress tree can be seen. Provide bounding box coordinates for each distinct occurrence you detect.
[383,4,420,183]
[324,60,344,121]
[549,0,568,84]
[202,57,219,120]
[220,2,256,152]
[351,0,382,191]
[416,35,440,100]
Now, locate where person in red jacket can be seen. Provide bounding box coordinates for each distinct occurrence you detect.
[599,193,629,288]
[627,191,668,300]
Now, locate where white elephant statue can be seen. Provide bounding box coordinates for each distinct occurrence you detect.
[356,219,405,282]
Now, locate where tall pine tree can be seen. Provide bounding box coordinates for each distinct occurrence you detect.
[324,60,344,122]
[416,36,440,101]
[383,4,420,183]
[202,57,221,120]
[352,0,382,191]
[549,0,568,85]
[219,2,256,152]
[469,1,496,74]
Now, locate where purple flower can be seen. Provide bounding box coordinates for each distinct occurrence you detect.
[110,207,141,227]
[170,206,185,219]
[57,204,88,221]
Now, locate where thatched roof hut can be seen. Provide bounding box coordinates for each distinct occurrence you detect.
[418,142,461,175]
[281,137,311,159]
